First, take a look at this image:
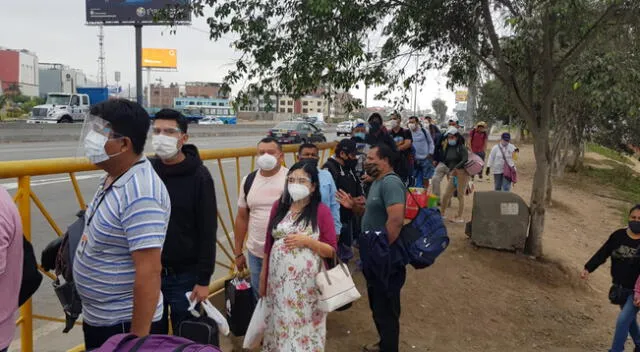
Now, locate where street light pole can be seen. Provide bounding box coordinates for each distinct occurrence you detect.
[135,24,143,105]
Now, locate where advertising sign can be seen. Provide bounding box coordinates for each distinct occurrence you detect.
[455,90,468,102]
[86,0,191,25]
[142,48,178,69]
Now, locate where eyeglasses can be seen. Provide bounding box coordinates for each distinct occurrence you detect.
[287,177,311,184]
[152,127,182,135]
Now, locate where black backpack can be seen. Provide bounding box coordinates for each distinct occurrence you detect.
[41,210,85,333]
[243,170,258,204]
[19,235,43,306]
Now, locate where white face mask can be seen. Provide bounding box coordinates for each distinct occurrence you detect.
[84,130,114,164]
[408,123,416,130]
[288,183,310,201]
[256,153,278,171]
[390,120,399,129]
[152,134,180,160]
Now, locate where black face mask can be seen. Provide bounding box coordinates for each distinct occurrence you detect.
[344,158,358,170]
[300,157,319,168]
[369,121,381,133]
[630,221,640,235]
[364,162,380,178]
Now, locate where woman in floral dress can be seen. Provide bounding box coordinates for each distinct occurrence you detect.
[260,161,337,352]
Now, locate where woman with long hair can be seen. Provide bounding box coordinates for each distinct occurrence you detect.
[582,204,640,352]
[259,161,337,352]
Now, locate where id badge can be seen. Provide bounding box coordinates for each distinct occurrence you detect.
[77,233,89,257]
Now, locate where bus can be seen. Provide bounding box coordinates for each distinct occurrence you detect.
[181,105,237,124]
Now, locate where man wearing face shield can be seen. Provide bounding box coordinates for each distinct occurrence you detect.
[73,99,171,349]
[234,137,288,298]
[148,109,218,334]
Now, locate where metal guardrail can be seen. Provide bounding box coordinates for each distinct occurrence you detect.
[0,142,336,352]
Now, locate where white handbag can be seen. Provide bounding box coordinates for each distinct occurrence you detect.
[315,256,361,312]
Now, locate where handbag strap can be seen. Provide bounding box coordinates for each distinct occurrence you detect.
[318,253,350,285]
[498,145,510,166]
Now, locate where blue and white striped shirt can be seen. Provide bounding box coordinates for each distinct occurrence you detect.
[73,157,171,326]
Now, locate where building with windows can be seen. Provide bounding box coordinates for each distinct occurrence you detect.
[39,63,90,98]
[277,95,326,115]
[0,47,39,97]
[184,81,227,98]
[147,83,180,108]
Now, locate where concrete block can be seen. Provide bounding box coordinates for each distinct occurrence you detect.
[470,191,530,251]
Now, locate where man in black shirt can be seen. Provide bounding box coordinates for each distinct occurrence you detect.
[150,109,218,334]
[388,112,413,183]
[323,139,365,263]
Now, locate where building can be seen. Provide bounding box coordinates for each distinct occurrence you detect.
[38,63,90,98]
[0,47,39,97]
[238,95,279,112]
[185,82,227,99]
[146,83,180,108]
[277,95,325,115]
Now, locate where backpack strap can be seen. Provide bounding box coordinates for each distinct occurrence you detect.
[243,170,258,204]
[112,334,142,350]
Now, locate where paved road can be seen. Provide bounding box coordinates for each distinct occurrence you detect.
[0,132,339,351]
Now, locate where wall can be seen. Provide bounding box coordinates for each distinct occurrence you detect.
[0,50,19,93]
[18,51,39,97]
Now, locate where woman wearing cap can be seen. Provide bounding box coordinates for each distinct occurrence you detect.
[486,133,518,191]
[438,127,469,223]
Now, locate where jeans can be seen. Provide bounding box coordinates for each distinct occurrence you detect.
[431,163,450,197]
[83,320,164,350]
[366,266,406,352]
[247,251,263,300]
[412,158,435,188]
[159,270,198,334]
[610,294,640,352]
[493,173,512,191]
[337,220,355,263]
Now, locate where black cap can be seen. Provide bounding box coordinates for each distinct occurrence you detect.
[336,139,357,155]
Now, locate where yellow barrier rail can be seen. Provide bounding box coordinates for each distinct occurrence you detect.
[0,142,336,352]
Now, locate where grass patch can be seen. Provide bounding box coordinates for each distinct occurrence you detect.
[578,163,640,222]
[587,143,633,165]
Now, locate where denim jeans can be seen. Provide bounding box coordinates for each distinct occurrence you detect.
[610,294,640,352]
[337,220,355,263]
[412,158,435,188]
[493,173,512,191]
[159,270,199,334]
[366,266,407,352]
[247,251,263,300]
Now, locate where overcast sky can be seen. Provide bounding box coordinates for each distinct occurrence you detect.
[2,1,460,113]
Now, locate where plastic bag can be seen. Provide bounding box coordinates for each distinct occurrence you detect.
[243,298,267,349]
[185,292,230,336]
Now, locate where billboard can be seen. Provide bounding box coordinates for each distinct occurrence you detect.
[142,48,177,69]
[455,90,468,102]
[86,0,191,25]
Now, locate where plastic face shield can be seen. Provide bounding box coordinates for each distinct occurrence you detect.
[76,115,122,161]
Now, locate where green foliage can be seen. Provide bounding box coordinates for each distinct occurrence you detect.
[586,143,632,165]
[431,98,447,122]
[477,79,519,126]
[580,163,640,203]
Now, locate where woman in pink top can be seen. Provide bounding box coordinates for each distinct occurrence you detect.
[259,161,337,352]
[0,186,23,352]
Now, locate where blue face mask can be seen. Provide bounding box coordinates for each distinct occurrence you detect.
[354,132,365,140]
[448,140,457,146]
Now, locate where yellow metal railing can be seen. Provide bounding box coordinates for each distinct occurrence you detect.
[0,142,335,352]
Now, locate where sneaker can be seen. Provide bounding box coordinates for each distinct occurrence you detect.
[449,217,465,224]
[362,342,381,352]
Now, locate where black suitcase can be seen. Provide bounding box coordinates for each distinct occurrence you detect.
[178,312,220,347]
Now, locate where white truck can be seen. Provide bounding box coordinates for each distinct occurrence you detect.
[27,93,91,124]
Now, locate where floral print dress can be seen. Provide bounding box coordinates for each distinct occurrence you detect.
[262,211,326,352]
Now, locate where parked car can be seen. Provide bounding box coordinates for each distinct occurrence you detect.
[198,116,224,125]
[337,121,354,136]
[268,121,326,144]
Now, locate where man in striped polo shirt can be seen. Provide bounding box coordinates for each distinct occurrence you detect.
[73,99,171,350]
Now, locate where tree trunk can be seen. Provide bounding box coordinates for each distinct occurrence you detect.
[525,127,550,257]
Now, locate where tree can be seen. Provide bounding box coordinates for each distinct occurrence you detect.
[431,98,448,122]
[174,0,640,256]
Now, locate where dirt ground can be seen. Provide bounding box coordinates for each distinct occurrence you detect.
[225,142,635,351]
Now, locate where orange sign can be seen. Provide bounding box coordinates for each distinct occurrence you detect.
[142,48,177,69]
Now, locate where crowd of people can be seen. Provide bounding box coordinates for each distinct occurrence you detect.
[0,99,525,352]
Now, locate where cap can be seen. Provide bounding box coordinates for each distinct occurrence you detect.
[445,127,459,136]
[476,121,487,128]
[354,118,366,128]
[501,132,511,141]
[449,116,459,123]
[336,139,357,155]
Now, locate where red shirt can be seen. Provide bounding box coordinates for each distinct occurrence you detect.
[470,129,488,153]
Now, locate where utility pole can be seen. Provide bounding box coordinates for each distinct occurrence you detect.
[413,54,419,115]
[364,39,369,108]
[98,25,106,87]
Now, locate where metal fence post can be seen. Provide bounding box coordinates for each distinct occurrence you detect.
[18,176,33,352]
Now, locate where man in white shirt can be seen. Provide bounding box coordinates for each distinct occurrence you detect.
[234,137,288,297]
[486,133,518,192]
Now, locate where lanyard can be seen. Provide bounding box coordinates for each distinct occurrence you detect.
[86,160,145,226]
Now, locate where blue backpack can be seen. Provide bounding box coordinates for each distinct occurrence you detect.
[400,205,449,269]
